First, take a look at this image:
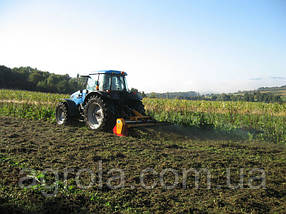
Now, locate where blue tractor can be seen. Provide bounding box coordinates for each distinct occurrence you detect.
[55,70,151,135]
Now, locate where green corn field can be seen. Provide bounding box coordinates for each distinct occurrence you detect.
[1,89,286,144]
[0,89,68,103]
[144,98,286,144]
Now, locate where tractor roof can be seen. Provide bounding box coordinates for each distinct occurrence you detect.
[89,70,127,76]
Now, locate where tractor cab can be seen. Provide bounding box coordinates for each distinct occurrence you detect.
[86,70,128,92]
[71,70,132,105]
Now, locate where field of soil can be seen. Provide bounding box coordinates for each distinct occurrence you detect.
[1,116,286,213]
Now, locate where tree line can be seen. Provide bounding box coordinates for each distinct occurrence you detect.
[0,65,84,94]
[201,92,283,103]
[147,91,284,103]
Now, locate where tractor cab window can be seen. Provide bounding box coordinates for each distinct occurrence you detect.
[111,75,125,91]
[86,75,98,91]
[124,76,129,91]
[98,74,111,91]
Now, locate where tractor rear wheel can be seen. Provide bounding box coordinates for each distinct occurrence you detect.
[84,96,115,131]
[55,102,70,125]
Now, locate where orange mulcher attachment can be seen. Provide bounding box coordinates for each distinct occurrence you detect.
[113,118,128,136]
[113,110,158,136]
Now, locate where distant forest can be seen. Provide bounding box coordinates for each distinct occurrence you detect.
[195,92,284,103]
[0,65,84,94]
[147,91,199,99]
[147,91,284,103]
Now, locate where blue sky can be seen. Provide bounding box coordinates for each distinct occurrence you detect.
[0,0,285,93]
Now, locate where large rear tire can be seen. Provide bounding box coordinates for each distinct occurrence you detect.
[84,96,115,131]
[55,102,70,125]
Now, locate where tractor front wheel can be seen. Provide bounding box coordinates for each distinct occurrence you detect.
[55,102,70,125]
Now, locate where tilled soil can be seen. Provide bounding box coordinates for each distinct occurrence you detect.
[0,116,286,213]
